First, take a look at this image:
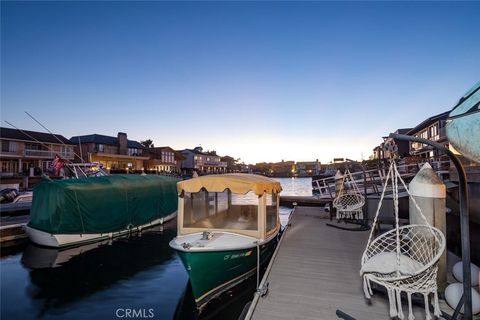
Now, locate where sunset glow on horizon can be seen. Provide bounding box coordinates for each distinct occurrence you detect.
[2,2,478,164]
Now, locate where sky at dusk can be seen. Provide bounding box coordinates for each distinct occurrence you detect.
[1,1,479,164]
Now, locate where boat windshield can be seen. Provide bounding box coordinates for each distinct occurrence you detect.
[266,193,278,234]
[182,189,259,231]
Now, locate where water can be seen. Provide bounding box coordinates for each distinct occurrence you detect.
[273,177,312,196]
[0,178,312,320]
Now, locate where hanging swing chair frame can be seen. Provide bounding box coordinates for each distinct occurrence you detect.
[327,160,370,232]
[362,158,446,320]
[335,134,472,320]
[389,133,473,320]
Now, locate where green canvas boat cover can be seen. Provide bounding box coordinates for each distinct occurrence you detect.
[28,175,178,234]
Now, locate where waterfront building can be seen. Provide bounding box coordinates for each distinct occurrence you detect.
[406,111,450,160]
[220,155,239,173]
[69,132,148,172]
[372,146,384,161]
[0,127,75,176]
[145,146,184,173]
[296,160,321,176]
[179,147,227,174]
[237,162,252,173]
[267,160,296,177]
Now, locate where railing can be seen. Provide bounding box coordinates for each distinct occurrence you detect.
[203,161,228,167]
[0,150,23,156]
[312,160,452,199]
[24,149,75,159]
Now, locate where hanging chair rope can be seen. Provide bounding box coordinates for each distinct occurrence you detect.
[360,159,446,320]
[364,162,393,248]
[334,169,365,220]
[347,169,361,195]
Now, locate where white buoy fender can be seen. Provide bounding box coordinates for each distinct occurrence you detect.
[409,163,446,198]
[452,261,480,286]
[444,283,480,315]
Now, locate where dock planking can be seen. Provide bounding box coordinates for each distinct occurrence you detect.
[248,206,436,320]
[279,195,332,208]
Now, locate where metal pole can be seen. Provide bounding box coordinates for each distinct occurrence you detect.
[389,133,472,319]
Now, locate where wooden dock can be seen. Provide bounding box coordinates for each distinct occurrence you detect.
[279,195,332,208]
[246,206,439,320]
[0,215,29,246]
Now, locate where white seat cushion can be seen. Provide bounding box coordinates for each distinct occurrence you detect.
[361,252,424,276]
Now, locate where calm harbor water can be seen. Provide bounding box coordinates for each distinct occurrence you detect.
[0,177,312,320]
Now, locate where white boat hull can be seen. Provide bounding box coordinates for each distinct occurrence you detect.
[25,211,177,248]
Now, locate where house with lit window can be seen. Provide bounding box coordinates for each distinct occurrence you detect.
[145,146,184,173]
[69,132,148,172]
[0,127,75,176]
[180,147,227,174]
[271,160,296,177]
[406,111,450,159]
[296,160,321,177]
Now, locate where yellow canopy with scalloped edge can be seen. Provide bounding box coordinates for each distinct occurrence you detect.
[177,173,282,196]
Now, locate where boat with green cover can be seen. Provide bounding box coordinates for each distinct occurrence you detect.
[26,175,178,247]
[169,174,282,309]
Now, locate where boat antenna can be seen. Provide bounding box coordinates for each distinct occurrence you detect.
[24,111,85,163]
[4,120,75,165]
[78,136,85,164]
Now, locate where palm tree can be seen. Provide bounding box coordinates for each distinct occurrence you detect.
[140,139,154,149]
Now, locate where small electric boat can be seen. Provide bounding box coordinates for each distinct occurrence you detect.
[169,173,282,309]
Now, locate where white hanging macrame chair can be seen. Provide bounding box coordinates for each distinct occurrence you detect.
[360,160,446,320]
[333,169,365,220]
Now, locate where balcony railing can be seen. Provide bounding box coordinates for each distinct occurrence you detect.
[24,149,75,159]
[204,161,228,167]
[0,150,24,156]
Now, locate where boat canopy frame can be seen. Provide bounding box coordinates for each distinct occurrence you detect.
[176,174,282,239]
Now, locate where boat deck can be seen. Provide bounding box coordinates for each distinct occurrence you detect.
[247,206,449,320]
[0,215,29,245]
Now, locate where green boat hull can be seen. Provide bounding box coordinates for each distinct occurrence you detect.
[176,235,278,308]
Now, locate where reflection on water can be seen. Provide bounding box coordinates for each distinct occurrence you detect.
[1,222,188,320]
[273,177,312,196]
[0,178,307,319]
[174,274,259,320]
[1,212,292,320]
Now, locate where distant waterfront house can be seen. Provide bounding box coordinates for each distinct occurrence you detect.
[296,160,321,176]
[0,127,75,176]
[180,147,227,174]
[269,160,296,177]
[372,145,384,160]
[220,155,238,173]
[70,132,148,172]
[406,111,450,159]
[145,146,184,173]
